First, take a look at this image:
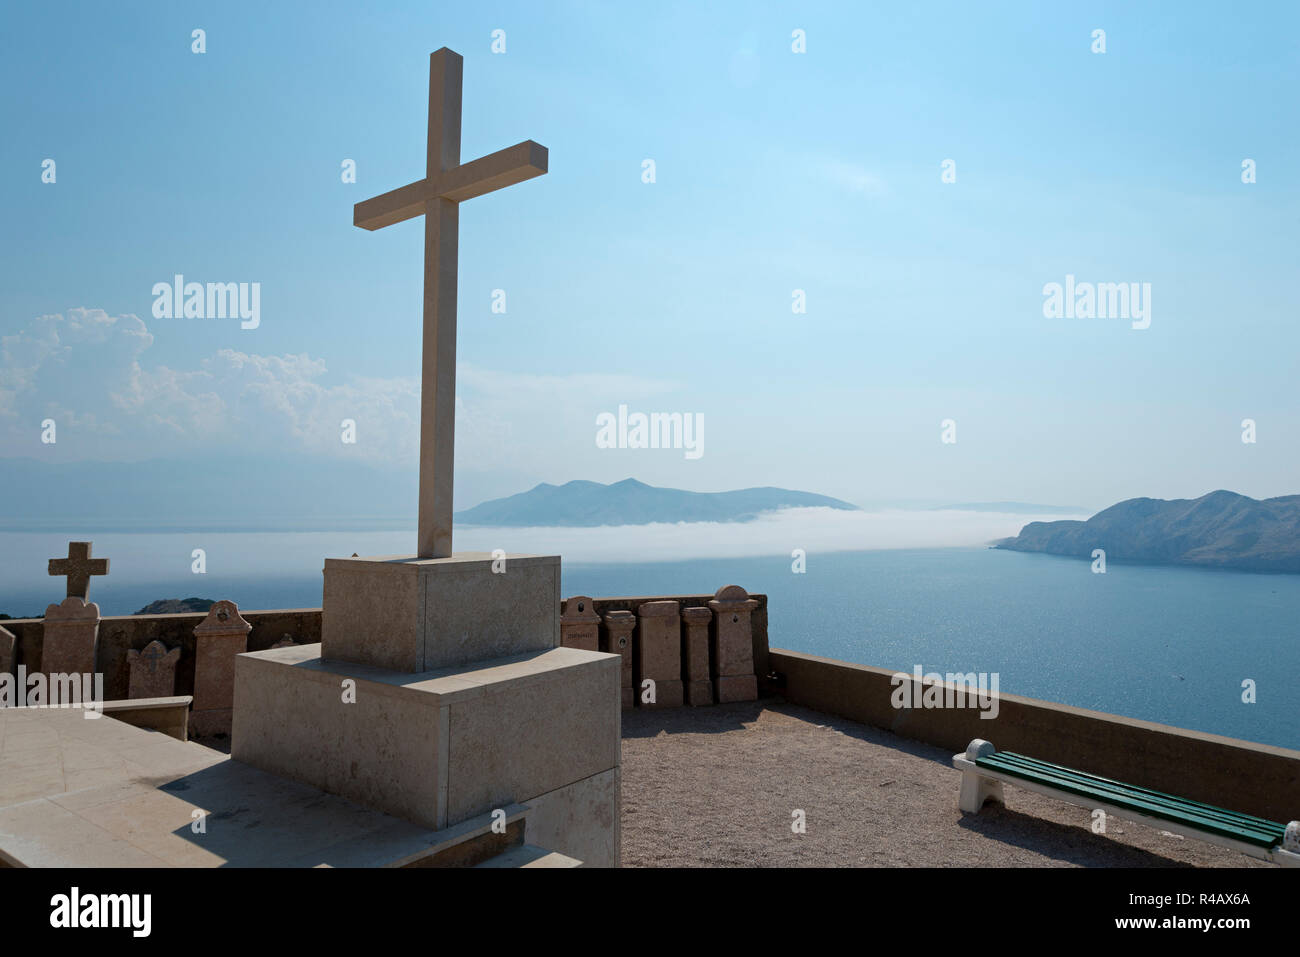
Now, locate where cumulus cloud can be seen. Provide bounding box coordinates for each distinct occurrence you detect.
[0,308,417,462]
[0,309,681,474]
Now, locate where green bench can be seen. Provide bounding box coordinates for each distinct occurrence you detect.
[953,738,1300,867]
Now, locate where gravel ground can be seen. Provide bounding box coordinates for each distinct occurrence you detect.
[620,700,1274,868]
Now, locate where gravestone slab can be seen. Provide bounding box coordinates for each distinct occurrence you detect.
[635,600,683,708]
[602,610,635,710]
[708,585,758,703]
[41,597,100,677]
[192,600,251,736]
[681,606,714,706]
[560,596,600,652]
[127,640,181,699]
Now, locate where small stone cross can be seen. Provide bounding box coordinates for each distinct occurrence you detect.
[48,541,110,600]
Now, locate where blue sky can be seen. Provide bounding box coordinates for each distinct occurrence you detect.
[2,0,1298,513]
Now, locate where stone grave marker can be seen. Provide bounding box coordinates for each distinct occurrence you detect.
[681,605,714,706]
[708,585,759,703]
[560,596,601,652]
[127,640,181,699]
[192,600,251,736]
[41,597,100,677]
[635,600,683,708]
[602,609,636,709]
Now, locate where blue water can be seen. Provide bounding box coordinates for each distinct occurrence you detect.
[3,538,1296,749]
[568,548,1300,750]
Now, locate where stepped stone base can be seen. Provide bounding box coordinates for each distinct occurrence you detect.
[231,642,621,862]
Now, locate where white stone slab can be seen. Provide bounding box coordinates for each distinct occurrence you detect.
[0,706,468,867]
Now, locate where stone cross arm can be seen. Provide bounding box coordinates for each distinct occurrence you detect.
[354,140,548,231]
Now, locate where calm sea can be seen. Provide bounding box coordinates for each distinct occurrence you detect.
[3,533,1296,750]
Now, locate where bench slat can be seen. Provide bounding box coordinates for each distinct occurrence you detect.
[985,758,1282,844]
[988,752,1285,834]
[976,752,1285,848]
[979,759,1280,847]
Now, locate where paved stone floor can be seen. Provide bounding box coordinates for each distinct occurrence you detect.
[620,700,1273,868]
[0,706,452,867]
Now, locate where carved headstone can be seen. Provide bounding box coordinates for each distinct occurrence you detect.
[41,597,100,677]
[602,610,636,710]
[635,600,683,708]
[707,585,758,703]
[191,600,251,736]
[127,640,180,699]
[560,596,600,652]
[681,606,714,706]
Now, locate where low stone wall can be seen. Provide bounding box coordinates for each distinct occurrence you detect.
[101,696,193,741]
[2,609,321,701]
[768,648,1300,824]
[0,592,770,712]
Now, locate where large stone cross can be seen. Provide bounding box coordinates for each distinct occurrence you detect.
[354,47,548,558]
[48,541,110,600]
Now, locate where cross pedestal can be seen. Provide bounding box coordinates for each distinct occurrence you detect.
[321,552,559,672]
[232,49,621,867]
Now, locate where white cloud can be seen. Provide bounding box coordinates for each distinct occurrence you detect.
[452,506,1087,562]
[0,308,682,475]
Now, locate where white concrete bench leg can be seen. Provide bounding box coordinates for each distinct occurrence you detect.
[958,739,1003,813]
[1278,822,1300,867]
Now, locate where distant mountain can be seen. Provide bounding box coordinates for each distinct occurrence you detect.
[134,598,216,615]
[995,490,1300,572]
[931,502,1090,515]
[454,478,859,527]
